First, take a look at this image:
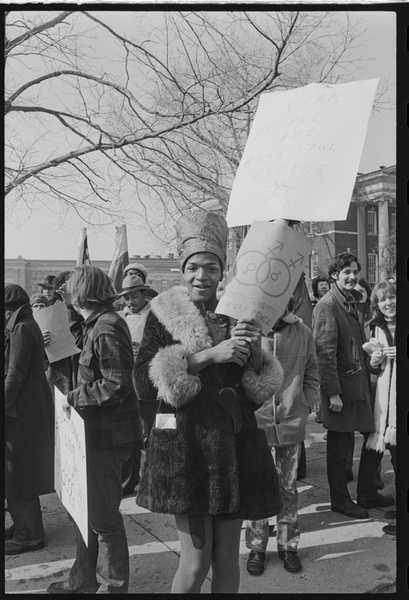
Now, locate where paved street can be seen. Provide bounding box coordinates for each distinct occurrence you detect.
[5,414,397,594]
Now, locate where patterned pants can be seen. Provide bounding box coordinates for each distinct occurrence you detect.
[246,443,301,553]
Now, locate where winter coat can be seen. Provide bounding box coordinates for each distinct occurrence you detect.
[5,303,54,499]
[66,305,143,451]
[364,316,396,452]
[255,315,320,446]
[133,286,284,520]
[312,283,374,433]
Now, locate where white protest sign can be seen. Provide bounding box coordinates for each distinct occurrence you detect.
[54,388,88,546]
[215,221,311,335]
[226,79,379,226]
[34,302,80,363]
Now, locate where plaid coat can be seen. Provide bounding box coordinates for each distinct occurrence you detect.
[67,305,142,451]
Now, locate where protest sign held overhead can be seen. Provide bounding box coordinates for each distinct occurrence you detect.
[226,79,379,226]
[54,388,88,546]
[216,221,311,335]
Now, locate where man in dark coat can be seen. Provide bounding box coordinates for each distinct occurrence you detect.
[312,253,393,519]
[5,284,55,555]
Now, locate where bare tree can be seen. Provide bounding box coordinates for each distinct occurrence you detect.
[5,10,375,240]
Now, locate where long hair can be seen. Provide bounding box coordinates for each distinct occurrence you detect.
[67,266,117,309]
[370,281,396,320]
[311,275,330,299]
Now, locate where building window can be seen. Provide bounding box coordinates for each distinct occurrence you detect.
[390,212,396,233]
[367,209,377,234]
[310,253,318,279]
[367,253,378,284]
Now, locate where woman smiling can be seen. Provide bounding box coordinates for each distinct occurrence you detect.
[133,210,284,594]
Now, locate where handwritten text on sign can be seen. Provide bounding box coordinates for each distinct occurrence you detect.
[226,79,379,226]
[216,221,311,335]
[54,388,88,546]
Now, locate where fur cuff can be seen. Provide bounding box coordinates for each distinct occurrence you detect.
[149,344,202,408]
[242,351,284,405]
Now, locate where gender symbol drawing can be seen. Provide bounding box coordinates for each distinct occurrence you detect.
[233,244,304,298]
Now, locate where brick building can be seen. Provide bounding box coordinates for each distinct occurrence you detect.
[306,165,396,285]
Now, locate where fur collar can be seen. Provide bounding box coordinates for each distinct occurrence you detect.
[150,286,215,354]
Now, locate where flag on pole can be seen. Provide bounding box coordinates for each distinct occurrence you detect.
[293,271,313,329]
[108,225,129,293]
[76,228,91,266]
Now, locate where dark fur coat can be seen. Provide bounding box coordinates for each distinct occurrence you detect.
[133,286,284,519]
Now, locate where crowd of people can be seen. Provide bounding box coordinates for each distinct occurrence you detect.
[4,211,396,594]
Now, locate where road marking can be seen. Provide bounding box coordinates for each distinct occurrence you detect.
[316,550,367,560]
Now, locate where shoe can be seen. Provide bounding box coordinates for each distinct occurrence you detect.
[331,500,369,519]
[278,550,302,573]
[5,523,15,540]
[384,509,396,520]
[357,493,394,509]
[246,550,265,575]
[375,478,384,490]
[5,539,45,555]
[47,581,88,594]
[346,471,354,482]
[382,522,396,536]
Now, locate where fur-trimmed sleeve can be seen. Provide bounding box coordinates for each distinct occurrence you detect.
[148,345,202,408]
[241,350,284,405]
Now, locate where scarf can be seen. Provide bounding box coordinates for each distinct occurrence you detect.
[365,325,396,452]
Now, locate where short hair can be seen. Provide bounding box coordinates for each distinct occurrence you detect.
[67,266,118,309]
[311,275,330,299]
[328,252,361,280]
[370,281,396,319]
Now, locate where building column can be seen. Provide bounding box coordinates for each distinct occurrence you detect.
[356,202,367,279]
[378,199,389,281]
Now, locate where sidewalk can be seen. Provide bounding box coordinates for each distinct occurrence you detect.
[5,414,397,594]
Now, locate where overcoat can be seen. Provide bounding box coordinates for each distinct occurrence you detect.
[5,303,55,499]
[133,286,284,520]
[312,284,375,433]
[255,315,320,447]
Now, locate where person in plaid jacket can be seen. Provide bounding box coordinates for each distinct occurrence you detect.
[47,266,142,595]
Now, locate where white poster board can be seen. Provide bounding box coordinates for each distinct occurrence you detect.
[34,302,80,363]
[226,79,379,226]
[216,221,311,335]
[54,388,88,546]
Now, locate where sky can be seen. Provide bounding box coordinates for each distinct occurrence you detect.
[5,9,397,262]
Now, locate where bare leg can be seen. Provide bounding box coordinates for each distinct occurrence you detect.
[171,514,213,593]
[211,518,243,594]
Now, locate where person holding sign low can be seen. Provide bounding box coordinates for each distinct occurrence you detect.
[47,266,143,595]
[133,210,284,594]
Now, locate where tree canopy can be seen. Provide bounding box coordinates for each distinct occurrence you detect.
[6,10,374,243]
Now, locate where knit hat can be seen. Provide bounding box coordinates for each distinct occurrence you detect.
[123,263,148,283]
[175,210,228,271]
[118,275,150,297]
[5,284,30,311]
[30,294,50,307]
[37,275,55,289]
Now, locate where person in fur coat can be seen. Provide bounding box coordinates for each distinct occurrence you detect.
[359,281,396,534]
[133,210,284,594]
